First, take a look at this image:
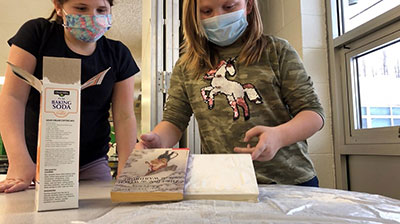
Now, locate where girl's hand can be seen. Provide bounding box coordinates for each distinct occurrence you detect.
[0,163,35,193]
[135,132,163,149]
[234,126,284,161]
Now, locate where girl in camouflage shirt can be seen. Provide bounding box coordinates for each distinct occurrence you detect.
[137,0,324,186]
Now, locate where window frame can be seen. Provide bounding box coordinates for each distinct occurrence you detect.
[342,29,400,144]
[326,0,400,189]
[332,4,400,47]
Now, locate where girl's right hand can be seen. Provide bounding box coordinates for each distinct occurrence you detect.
[135,132,162,149]
[0,163,35,193]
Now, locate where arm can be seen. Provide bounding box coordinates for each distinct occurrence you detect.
[234,110,323,161]
[0,45,37,193]
[136,121,183,149]
[234,38,324,161]
[153,121,183,147]
[111,76,137,176]
[136,61,188,150]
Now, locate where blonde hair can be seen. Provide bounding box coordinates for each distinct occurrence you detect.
[179,0,267,75]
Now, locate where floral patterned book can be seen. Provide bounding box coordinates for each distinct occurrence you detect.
[111,148,190,203]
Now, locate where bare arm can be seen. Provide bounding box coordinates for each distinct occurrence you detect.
[274,110,323,146]
[0,45,37,193]
[111,76,137,175]
[234,110,323,161]
[153,121,183,147]
[136,121,182,149]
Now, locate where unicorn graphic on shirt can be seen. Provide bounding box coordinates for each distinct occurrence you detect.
[200,58,262,120]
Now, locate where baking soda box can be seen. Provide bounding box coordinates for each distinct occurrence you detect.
[7,57,109,211]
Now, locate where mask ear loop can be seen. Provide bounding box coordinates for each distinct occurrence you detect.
[102,11,113,28]
[61,9,69,28]
[105,14,112,28]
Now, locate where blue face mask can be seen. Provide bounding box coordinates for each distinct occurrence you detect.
[201,9,248,47]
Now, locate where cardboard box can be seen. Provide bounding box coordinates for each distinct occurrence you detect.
[8,57,109,211]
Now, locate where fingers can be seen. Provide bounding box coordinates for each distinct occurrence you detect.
[251,142,265,160]
[0,181,10,193]
[136,133,162,149]
[4,182,29,193]
[254,154,276,161]
[234,126,264,155]
[234,147,275,161]
[233,144,253,153]
[243,126,264,142]
[234,143,264,160]
[139,132,162,148]
[134,142,146,149]
[0,178,30,193]
[140,133,156,142]
[234,138,275,161]
[136,133,155,149]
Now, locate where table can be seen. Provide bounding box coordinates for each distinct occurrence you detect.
[0,178,399,224]
[0,180,117,224]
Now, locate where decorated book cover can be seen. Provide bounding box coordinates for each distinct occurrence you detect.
[111,148,190,203]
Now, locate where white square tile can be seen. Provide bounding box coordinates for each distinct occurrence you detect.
[308,117,333,154]
[261,0,285,34]
[302,15,327,48]
[301,0,325,16]
[283,0,301,25]
[277,17,303,55]
[303,48,329,83]
[0,1,53,75]
[313,83,332,117]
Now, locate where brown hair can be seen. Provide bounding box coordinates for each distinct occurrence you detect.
[47,0,114,24]
[179,0,267,75]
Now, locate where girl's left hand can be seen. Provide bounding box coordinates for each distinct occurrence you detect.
[233,126,284,161]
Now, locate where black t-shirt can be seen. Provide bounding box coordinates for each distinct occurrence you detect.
[8,18,140,166]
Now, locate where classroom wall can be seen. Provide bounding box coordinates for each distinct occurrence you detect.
[106,0,142,136]
[258,0,335,188]
[0,1,53,77]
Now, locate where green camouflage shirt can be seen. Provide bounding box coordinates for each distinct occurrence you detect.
[163,35,325,185]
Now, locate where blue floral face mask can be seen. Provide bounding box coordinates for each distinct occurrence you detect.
[62,9,112,43]
[201,9,248,47]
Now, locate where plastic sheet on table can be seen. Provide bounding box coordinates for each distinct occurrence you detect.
[83,184,400,224]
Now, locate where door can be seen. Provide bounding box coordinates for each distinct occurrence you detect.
[141,0,201,154]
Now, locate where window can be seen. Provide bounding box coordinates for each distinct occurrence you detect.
[335,0,400,37]
[344,30,400,143]
[328,0,400,193]
[351,40,400,129]
[329,0,400,144]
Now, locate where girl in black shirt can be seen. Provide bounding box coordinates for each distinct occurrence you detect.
[0,0,139,193]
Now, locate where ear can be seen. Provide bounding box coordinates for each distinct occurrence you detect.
[246,0,254,15]
[53,0,63,16]
[56,9,63,17]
